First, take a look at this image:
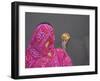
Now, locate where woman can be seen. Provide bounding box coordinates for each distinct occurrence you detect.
[25,23,72,68]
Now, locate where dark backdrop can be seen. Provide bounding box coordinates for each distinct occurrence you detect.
[25,12,89,66]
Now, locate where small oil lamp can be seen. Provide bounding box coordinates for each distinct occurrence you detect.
[61,32,71,49]
[61,32,71,41]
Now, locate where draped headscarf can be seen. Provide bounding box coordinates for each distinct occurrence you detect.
[25,23,72,68]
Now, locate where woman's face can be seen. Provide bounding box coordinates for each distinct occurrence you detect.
[31,23,55,55]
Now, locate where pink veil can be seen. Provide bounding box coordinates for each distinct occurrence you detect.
[25,23,72,68]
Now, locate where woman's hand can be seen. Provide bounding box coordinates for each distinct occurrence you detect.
[62,40,68,49]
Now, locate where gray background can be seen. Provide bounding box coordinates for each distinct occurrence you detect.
[25,12,89,66]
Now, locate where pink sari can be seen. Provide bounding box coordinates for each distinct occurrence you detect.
[25,23,72,68]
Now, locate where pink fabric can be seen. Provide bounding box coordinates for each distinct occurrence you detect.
[25,23,72,68]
